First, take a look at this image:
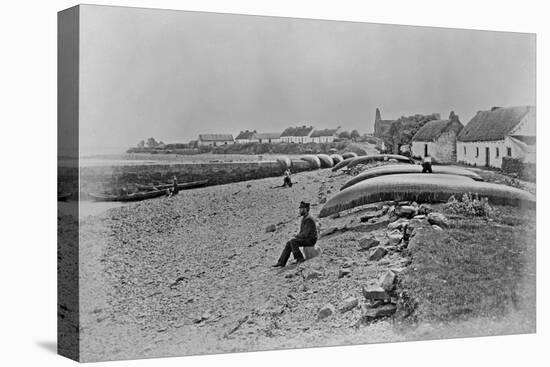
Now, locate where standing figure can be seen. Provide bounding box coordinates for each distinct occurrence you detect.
[168,175,179,197]
[282,169,293,187]
[272,201,317,267]
[422,155,433,173]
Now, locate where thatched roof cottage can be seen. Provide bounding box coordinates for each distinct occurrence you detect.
[411,111,464,163]
[456,106,535,168]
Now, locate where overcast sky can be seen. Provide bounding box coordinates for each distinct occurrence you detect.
[78,5,535,155]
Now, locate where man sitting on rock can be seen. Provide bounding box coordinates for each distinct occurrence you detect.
[272,201,317,267]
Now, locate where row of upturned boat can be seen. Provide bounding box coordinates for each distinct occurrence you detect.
[88,179,209,202]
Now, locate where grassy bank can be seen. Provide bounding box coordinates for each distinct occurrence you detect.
[397,204,535,325]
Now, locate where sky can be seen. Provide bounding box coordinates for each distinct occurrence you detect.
[78,5,535,155]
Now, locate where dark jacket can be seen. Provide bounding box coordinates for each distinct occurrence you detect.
[296,214,317,242]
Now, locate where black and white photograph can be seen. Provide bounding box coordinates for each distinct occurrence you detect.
[3,1,548,366]
[55,4,540,362]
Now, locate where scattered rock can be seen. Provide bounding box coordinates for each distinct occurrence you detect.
[369,247,388,261]
[427,212,449,228]
[360,210,385,222]
[318,304,335,320]
[330,213,341,219]
[357,235,380,251]
[432,225,443,231]
[378,270,396,292]
[361,304,397,320]
[387,218,410,231]
[417,204,432,215]
[362,286,391,301]
[305,270,323,280]
[339,297,359,313]
[319,197,327,204]
[353,220,390,233]
[395,205,418,218]
[265,224,277,233]
[413,215,426,220]
[338,268,351,278]
[386,230,403,245]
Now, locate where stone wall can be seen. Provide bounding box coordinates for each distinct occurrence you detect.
[59,159,314,199]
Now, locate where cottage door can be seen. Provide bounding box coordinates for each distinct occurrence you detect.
[485,147,490,167]
[424,144,428,157]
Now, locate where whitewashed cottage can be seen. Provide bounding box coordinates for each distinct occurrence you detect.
[411,112,463,163]
[456,106,535,168]
[280,126,315,143]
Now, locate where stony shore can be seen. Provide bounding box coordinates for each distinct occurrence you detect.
[68,167,535,362]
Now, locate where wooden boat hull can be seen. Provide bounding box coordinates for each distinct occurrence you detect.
[332,154,414,172]
[89,189,166,202]
[316,154,334,168]
[329,154,344,164]
[341,164,483,190]
[341,152,358,159]
[136,179,209,191]
[300,155,321,169]
[319,173,535,217]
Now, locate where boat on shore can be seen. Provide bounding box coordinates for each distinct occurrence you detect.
[89,189,166,202]
[136,179,209,191]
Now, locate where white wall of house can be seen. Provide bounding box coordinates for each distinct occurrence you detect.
[412,131,459,164]
[198,140,233,147]
[281,136,313,143]
[505,136,535,163]
[311,136,335,143]
[456,140,507,168]
[257,137,281,144]
[509,108,536,136]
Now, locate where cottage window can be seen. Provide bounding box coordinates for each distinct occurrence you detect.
[496,147,499,157]
[507,147,512,157]
[463,146,466,155]
[476,147,479,157]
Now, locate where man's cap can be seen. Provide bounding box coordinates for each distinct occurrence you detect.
[299,201,310,209]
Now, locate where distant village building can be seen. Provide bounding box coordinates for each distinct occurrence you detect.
[197,134,234,147]
[411,111,464,163]
[280,126,315,143]
[310,127,341,143]
[235,130,257,144]
[456,106,535,168]
[255,132,282,144]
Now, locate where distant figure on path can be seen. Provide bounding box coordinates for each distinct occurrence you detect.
[282,169,293,187]
[168,175,179,197]
[272,201,317,267]
[422,155,433,173]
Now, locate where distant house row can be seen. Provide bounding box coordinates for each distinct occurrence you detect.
[197,126,342,147]
[403,105,535,168]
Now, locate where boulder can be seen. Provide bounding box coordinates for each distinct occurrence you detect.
[339,297,359,313]
[319,197,327,204]
[395,205,418,218]
[362,286,391,301]
[369,247,388,261]
[427,212,449,228]
[357,235,380,251]
[378,270,396,292]
[432,225,443,231]
[303,245,322,260]
[360,210,385,222]
[386,230,403,245]
[265,224,276,233]
[318,304,335,320]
